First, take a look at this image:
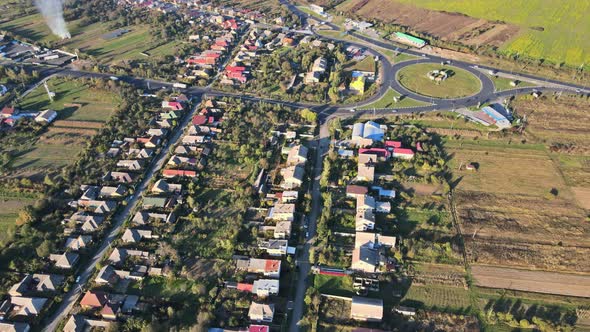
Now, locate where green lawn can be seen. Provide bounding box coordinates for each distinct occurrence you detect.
[0,198,34,230]
[18,78,119,122]
[397,63,482,99]
[0,10,176,63]
[401,284,472,311]
[314,274,354,297]
[359,88,430,109]
[345,56,376,72]
[487,75,536,92]
[393,0,590,68]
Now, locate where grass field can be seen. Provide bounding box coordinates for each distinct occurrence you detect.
[0,8,175,63]
[18,78,119,121]
[11,78,119,170]
[392,0,590,67]
[359,88,430,109]
[0,198,34,230]
[487,75,536,92]
[401,284,472,311]
[313,274,354,297]
[397,64,481,98]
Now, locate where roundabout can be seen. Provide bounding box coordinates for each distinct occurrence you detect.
[396,62,482,99]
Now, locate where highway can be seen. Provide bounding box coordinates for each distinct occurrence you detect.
[41,99,200,332]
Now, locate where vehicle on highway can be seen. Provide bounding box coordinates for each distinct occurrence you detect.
[75,276,81,283]
[350,108,356,112]
[109,76,118,81]
[173,82,187,89]
[391,109,398,113]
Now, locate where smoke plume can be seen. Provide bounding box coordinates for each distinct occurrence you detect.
[34,0,71,39]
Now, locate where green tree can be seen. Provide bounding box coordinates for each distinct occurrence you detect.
[36,239,54,258]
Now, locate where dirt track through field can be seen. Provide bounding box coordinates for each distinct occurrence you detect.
[472,265,590,297]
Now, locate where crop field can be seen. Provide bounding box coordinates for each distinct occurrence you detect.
[338,0,590,67]
[391,0,590,67]
[397,64,481,98]
[401,284,472,311]
[472,265,590,298]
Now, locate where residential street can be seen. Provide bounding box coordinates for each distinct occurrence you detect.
[41,98,200,332]
[289,122,330,331]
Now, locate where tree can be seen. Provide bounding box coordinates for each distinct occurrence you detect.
[16,206,35,226]
[36,239,54,258]
[300,108,317,123]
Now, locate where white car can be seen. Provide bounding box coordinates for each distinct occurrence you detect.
[350,108,356,112]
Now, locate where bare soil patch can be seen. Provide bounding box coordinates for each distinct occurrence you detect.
[472,265,590,297]
[53,120,104,129]
[337,0,519,47]
[572,187,590,210]
[402,182,443,196]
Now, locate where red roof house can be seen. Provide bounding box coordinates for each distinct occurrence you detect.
[80,291,108,308]
[385,141,402,148]
[0,106,16,118]
[226,65,246,73]
[392,148,415,159]
[237,283,253,293]
[249,325,270,332]
[192,115,208,125]
[162,101,184,111]
[163,169,197,178]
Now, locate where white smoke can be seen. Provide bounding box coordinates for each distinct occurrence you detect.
[34,0,71,39]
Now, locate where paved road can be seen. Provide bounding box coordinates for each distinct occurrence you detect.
[41,97,200,331]
[289,122,330,330]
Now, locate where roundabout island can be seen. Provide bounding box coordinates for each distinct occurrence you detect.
[396,63,482,99]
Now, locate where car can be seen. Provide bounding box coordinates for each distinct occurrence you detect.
[391,109,398,113]
[75,276,81,283]
[109,76,119,81]
[350,108,356,112]
[306,231,309,238]
[421,54,426,57]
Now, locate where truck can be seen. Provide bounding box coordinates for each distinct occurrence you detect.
[173,82,187,89]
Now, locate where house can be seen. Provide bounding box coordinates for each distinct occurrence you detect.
[167,155,197,167]
[286,145,308,165]
[304,71,321,84]
[1,297,47,317]
[49,252,79,269]
[351,296,383,322]
[338,149,354,158]
[106,148,120,158]
[182,135,206,145]
[373,186,395,199]
[349,74,366,95]
[80,291,108,308]
[355,231,377,248]
[280,191,298,203]
[142,196,168,208]
[107,248,150,266]
[192,115,208,125]
[351,246,378,273]
[0,106,16,118]
[355,210,375,231]
[252,279,279,297]
[133,211,175,225]
[162,169,197,178]
[162,100,184,111]
[122,295,139,314]
[357,154,375,182]
[99,185,126,198]
[259,239,288,256]
[9,274,64,296]
[274,220,292,239]
[280,165,304,189]
[104,171,134,183]
[312,57,327,73]
[95,265,119,285]
[101,302,119,320]
[0,322,30,332]
[385,140,402,148]
[249,325,269,332]
[391,148,414,159]
[63,315,112,332]
[352,121,384,144]
[346,185,368,198]
[65,235,92,251]
[393,32,426,48]
[81,215,104,232]
[359,148,389,159]
[34,109,57,123]
[376,201,391,213]
[236,258,281,278]
[151,179,182,194]
[395,306,416,316]
[248,302,274,322]
[146,128,168,138]
[128,148,154,159]
[137,136,160,148]
[121,229,154,243]
[268,203,295,221]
